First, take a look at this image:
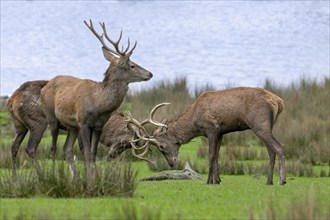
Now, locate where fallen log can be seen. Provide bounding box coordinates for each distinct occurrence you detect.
[140,162,203,181]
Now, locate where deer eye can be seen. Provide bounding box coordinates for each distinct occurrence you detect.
[130,65,135,69]
[159,145,165,151]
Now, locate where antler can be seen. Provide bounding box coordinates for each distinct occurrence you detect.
[124,103,170,162]
[141,103,171,127]
[84,19,136,57]
[125,123,154,163]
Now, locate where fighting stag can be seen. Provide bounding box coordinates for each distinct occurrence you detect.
[41,20,152,175]
[128,87,287,185]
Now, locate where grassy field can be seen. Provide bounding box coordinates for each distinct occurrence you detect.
[1,176,329,219]
[1,138,329,219]
[1,78,329,219]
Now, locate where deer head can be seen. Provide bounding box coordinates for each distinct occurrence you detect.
[84,20,152,83]
[152,124,180,167]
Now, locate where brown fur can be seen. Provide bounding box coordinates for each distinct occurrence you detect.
[155,87,286,185]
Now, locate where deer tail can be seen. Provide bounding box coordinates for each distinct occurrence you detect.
[273,97,284,124]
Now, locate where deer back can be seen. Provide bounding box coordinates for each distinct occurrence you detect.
[7,80,48,129]
[190,87,284,133]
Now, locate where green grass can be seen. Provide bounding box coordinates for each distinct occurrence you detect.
[1,137,329,219]
[1,175,329,219]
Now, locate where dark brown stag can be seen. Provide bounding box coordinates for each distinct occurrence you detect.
[7,80,148,176]
[126,87,286,185]
[7,80,49,176]
[41,20,152,175]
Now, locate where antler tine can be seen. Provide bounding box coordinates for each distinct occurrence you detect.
[84,20,119,55]
[100,22,122,46]
[126,41,137,57]
[124,112,151,137]
[141,103,171,127]
[99,21,134,57]
[121,38,131,54]
[131,142,154,163]
[129,131,154,163]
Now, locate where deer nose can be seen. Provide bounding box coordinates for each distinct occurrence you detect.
[145,72,153,80]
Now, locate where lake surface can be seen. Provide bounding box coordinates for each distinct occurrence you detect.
[1,1,329,96]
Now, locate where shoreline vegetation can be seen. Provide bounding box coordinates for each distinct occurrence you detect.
[0,77,329,219]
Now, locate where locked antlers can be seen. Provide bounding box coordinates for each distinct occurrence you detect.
[124,103,170,162]
[84,19,137,57]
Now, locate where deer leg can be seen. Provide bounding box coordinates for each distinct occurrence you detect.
[80,124,93,175]
[11,121,28,177]
[265,136,286,185]
[49,122,59,167]
[270,136,286,185]
[265,146,276,185]
[63,127,79,177]
[25,125,47,177]
[213,135,223,184]
[252,127,286,185]
[91,130,102,163]
[207,132,221,185]
[77,134,84,159]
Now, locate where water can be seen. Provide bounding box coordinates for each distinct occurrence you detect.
[1,1,329,96]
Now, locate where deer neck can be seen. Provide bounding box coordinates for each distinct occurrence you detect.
[168,107,200,145]
[99,70,129,113]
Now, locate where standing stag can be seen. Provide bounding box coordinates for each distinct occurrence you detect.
[126,87,286,185]
[7,80,148,176]
[41,20,152,175]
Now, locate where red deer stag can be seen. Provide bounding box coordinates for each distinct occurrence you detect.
[41,20,152,175]
[7,80,148,176]
[7,80,49,176]
[126,87,286,185]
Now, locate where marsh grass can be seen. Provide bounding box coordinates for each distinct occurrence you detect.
[251,187,329,219]
[0,161,138,198]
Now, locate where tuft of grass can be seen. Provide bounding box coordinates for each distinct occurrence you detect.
[0,168,37,198]
[0,161,138,198]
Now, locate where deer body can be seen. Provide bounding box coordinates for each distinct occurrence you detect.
[41,20,152,175]
[42,75,128,130]
[153,87,286,185]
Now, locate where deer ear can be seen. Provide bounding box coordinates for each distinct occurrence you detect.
[159,121,168,134]
[102,47,116,62]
